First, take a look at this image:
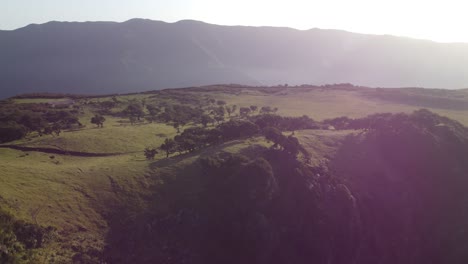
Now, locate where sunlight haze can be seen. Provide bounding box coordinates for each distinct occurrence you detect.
[1,0,467,43]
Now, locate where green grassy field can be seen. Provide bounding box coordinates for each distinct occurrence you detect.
[0,146,154,260]
[210,88,468,125]
[12,119,176,153]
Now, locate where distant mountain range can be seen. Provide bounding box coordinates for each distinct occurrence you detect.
[1,18,468,98]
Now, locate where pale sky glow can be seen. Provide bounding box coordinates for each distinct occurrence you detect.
[1,0,468,43]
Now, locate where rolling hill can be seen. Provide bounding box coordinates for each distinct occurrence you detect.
[2,19,468,98]
[2,85,468,262]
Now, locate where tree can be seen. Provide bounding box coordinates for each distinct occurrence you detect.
[211,106,226,124]
[129,116,137,125]
[43,123,62,136]
[91,114,106,128]
[201,114,214,128]
[218,120,259,140]
[19,113,45,134]
[144,147,158,160]
[216,100,227,106]
[0,123,28,143]
[262,127,303,157]
[249,105,258,112]
[260,106,274,114]
[282,135,301,157]
[239,107,251,118]
[263,127,283,149]
[146,105,161,123]
[214,115,225,125]
[226,105,237,117]
[124,103,144,121]
[99,101,116,114]
[160,138,176,158]
[173,122,181,133]
[259,106,278,114]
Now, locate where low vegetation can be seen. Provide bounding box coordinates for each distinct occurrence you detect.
[0,207,55,263]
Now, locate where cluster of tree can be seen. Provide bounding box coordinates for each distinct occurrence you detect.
[0,122,28,142]
[144,147,158,160]
[207,106,226,125]
[238,105,276,117]
[263,127,308,157]
[91,114,106,128]
[0,103,82,142]
[156,118,310,160]
[0,208,55,262]
[149,90,205,106]
[145,104,161,123]
[322,109,463,132]
[96,100,118,115]
[158,120,260,158]
[122,103,145,125]
[250,114,320,131]
[165,104,205,130]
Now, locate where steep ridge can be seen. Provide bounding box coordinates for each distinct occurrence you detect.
[100,110,468,263]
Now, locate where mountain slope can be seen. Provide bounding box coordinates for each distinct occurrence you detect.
[1,19,468,98]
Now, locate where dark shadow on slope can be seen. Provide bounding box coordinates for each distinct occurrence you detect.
[329,110,468,264]
[0,144,136,157]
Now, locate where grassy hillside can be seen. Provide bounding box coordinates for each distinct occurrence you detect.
[0,148,152,262]
[2,84,468,262]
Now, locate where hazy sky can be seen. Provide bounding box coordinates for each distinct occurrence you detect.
[1,0,467,43]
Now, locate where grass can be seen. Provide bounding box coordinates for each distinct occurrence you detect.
[295,129,358,166]
[0,129,275,262]
[198,87,468,125]
[0,146,155,261]
[10,115,177,153]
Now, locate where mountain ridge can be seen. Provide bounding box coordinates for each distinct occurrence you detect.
[1,18,468,98]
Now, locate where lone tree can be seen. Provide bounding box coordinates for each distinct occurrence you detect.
[129,116,137,125]
[211,106,225,125]
[144,147,158,160]
[263,127,283,149]
[160,138,176,158]
[239,107,251,118]
[250,105,258,112]
[226,105,237,117]
[173,122,181,133]
[91,114,106,128]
